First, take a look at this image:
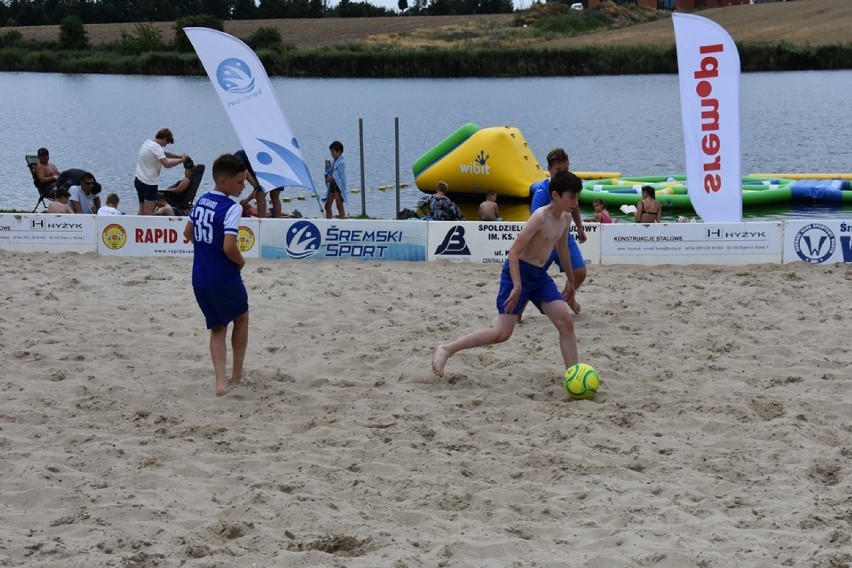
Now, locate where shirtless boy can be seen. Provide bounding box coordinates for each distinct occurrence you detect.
[432,170,582,378]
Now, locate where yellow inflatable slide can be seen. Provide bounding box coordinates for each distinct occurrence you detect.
[413,123,547,199]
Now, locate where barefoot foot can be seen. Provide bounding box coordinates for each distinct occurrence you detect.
[432,345,450,378]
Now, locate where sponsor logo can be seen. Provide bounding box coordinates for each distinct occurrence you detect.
[238,226,255,252]
[250,139,314,191]
[285,220,322,259]
[216,58,255,94]
[102,224,127,250]
[459,150,491,176]
[794,223,835,264]
[692,43,725,194]
[435,226,471,256]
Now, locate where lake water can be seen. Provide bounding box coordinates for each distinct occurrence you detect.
[3,70,851,221]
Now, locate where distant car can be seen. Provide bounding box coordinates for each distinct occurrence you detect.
[570,2,584,11]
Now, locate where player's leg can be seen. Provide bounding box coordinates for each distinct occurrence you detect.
[209,325,228,396]
[432,314,518,377]
[230,311,249,385]
[336,193,346,219]
[541,300,578,369]
[255,189,268,219]
[324,194,333,219]
[270,189,282,218]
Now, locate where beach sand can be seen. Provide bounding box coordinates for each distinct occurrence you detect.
[1,251,850,567]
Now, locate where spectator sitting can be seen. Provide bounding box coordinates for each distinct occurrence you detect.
[162,157,195,207]
[97,193,123,216]
[584,199,612,223]
[69,172,101,214]
[416,181,465,221]
[34,147,60,190]
[153,192,175,216]
[45,187,73,214]
[478,190,499,221]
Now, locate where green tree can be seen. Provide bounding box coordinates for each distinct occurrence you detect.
[398,0,408,11]
[247,26,282,50]
[173,14,224,51]
[59,14,88,49]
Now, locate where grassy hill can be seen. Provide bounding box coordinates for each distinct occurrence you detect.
[4,0,849,51]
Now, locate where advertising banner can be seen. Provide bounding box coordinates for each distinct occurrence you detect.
[185,27,316,195]
[0,213,97,253]
[97,215,260,258]
[427,221,601,265]
[601,222,782,265]
[783,220,852,264]
[673,13,742,222]
[260,219,427,261]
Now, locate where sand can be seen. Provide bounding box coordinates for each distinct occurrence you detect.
[1,251,850,567]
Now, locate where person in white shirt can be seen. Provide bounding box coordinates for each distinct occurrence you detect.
[69,172,101,214]
[134,128,186,216]
[97,193,123,216]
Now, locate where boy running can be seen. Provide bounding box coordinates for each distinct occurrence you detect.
[432,170,582,377]
[183,154,249,396]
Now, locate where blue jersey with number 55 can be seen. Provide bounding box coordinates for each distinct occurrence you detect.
[189,190,243,288]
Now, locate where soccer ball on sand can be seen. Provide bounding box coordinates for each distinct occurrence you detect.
[563,363,600,400]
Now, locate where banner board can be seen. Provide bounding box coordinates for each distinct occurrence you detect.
[260,219,427,261]
[97,215,260,258]
[427,221,601,265]
[601,222,782,265]
[783,220,852,264]
[0,213,97,253]
[185,27,316,195]
[673,13,742,222]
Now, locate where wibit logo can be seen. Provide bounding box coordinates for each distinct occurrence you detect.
[285,221,322,259]
[251,138,315,191]
[435,226,471,256]
[459,150,491,176]
[216,58,255,94]
[794,223,835,264]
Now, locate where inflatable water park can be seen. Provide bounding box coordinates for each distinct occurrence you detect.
[412,123,618,199]
[413,124,852,210]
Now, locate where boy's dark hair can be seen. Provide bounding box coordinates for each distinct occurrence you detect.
[550,170,582,196]
[485,190,497,199]
[56,187,70,199]
[212,153,247,180]
[329,140,343,153]
[106,192,119,206]
[546,148,569,167]
[156,128,175,144]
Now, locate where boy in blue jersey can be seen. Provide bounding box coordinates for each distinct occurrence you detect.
[432,171,582,378]
[530,148,586,314]
[183,154,249,397]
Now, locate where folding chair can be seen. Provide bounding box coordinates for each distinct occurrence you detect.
[166,164,205,216]
[26,154,56,212]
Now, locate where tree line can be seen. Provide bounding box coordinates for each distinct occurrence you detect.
[0,0,514,26]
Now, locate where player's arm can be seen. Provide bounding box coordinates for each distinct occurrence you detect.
[183,220,194,242]
[223,234,244,270]
[572,207,586,243]
[503,214,542,312]
[554,224,575,300]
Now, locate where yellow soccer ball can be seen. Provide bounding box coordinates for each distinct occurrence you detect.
[563,363,600,400]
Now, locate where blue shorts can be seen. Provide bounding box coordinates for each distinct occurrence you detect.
[544,232,585,272]
[134,178,158,203]
[194,284,248,329]
[496,259,563,315]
